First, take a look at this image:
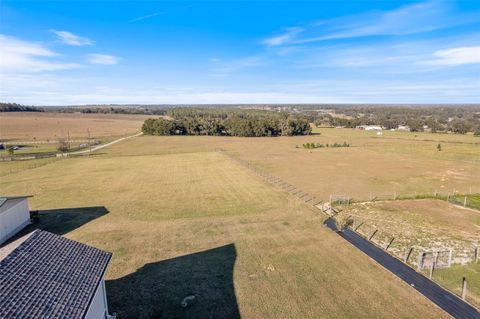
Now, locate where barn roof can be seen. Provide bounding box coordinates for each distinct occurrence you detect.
[0,229,112,319]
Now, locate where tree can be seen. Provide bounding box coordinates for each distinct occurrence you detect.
[437,143,442,151]
[58,139,69,152]
[7,146,14,156]
[449,119,471,134]
[406,118,424,132]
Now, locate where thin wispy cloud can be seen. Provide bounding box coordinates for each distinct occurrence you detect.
[263,27,303,46]
[130,12,162,22]
[424,47,480,66]
[88,54,119,65]
[51,30,94,46]
[263,1,480,45]
[0,34,80,72]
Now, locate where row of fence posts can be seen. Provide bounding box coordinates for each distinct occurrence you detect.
[336,189,476,208]
[219,150,323,209]
[220,150,478,303]
[331,198,479,304]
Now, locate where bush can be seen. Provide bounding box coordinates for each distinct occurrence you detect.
[301,141,350,149]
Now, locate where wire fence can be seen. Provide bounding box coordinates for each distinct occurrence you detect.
[219,149,479,304]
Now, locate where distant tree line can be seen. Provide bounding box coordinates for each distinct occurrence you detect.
[142,109,311,137]
[306,106,480,135]
[0,102,43,112]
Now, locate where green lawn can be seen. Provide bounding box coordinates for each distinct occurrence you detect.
[433,263,480,307]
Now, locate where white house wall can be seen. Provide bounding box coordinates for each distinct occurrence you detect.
[85,280,108,319]
[0,199,30,245]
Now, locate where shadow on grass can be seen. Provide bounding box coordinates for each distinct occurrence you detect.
[20,206,109,236]
[107,244,240,319]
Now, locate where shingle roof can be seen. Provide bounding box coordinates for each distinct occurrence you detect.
[0,230,112,319]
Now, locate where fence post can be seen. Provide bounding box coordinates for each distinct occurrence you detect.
[475,247,479,263]
[417,252,425,271]
[368,229,378,241]
[354,222,364,231]
[448,249,452,267]
[462,277,467,300]
[385,237,395,250]
[404,247,413,264]
[463,196,467,207]
[429,252,438,279]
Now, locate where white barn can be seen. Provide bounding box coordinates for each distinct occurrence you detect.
[0,196,32,245]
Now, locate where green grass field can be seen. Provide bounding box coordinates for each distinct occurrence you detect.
[0,138,448,318]
[432,263,480,307]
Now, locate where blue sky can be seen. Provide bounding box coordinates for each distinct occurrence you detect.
[0,0,479,105]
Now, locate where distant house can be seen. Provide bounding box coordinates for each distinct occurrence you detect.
[356,125,382,131]
[397,125,411,131]
[0,230,115,319]
[0,196,32,245]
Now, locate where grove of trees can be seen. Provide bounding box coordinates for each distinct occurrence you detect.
[142,109,311,137]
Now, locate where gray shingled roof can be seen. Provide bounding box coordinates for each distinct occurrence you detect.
[0,230,112,319]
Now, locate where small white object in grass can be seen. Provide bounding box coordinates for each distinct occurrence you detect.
[181,295,196,308]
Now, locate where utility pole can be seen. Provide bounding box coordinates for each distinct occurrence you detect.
[87,128,92,153]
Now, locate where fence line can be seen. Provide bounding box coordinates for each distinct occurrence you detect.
[219,149,479,302]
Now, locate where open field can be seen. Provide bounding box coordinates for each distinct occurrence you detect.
[0,140,448,318]
[0,112,151,141]
[100,127,480,201]
[0,157,59,177]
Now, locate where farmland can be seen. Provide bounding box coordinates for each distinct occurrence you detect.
[1,112,480,317]
[0,112,150,141]
[103,127,480,200]
[0,134,448,318]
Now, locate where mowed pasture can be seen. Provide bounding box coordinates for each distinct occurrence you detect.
[0,112,151,141]
[102,127,480,201]
[0,145,447,318]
